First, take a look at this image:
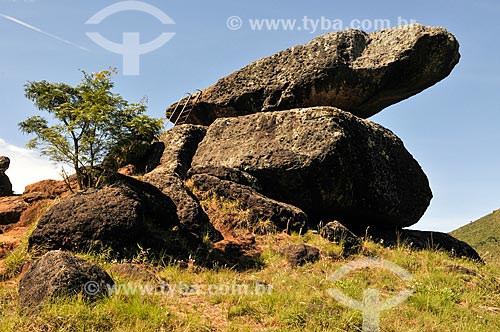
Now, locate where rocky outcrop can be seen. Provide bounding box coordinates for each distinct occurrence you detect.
[0,196,28,225]
[143,168,223,241]
[22,179,73,203]
[167,24,459,125]
[28,175,195,259]
[150,125,207,179]
[0,156,12,197]
[191,172,308,233]
[191,107,432,230]
[19,250,113,307]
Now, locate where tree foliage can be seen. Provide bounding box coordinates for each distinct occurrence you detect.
[19,69,163,189]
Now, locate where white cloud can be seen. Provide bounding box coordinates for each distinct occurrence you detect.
[0,138,62,194]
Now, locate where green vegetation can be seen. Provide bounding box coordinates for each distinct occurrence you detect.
[451,209,500,264]
[19,69,162,189]
[1,231,499,331]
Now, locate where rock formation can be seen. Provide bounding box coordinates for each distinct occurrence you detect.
[0,197,28,226]
[191,107,432,230]
[13,24,478,269]
[19,250,113,307]
[28,175,194,259]
[0,156,12,197]
[167,24,459,125]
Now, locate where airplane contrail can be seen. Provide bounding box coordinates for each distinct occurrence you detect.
[0,13,90,52]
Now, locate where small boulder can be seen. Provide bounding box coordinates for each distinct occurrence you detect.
[320,221,362,256]
[368,229,483,262]
[280,244,320,266]
[19,250,113,307]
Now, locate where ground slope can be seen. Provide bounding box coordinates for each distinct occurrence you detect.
[451,209,500,264]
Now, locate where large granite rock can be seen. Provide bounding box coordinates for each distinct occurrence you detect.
[28,175,195,259]
[167,24,459,125]
[19,250,114,307]
[191,107,432,230]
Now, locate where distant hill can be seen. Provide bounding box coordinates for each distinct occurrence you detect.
[451,209,500,264]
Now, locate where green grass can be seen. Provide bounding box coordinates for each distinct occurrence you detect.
[450,209,500,264]
[1,231,500,332]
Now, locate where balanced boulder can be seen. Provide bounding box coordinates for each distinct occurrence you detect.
[191,107,432,230]
[167,24,459,125]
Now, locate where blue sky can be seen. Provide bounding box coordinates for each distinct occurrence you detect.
[0,0,499,232]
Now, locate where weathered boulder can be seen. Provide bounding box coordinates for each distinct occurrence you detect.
[143,167,223,241]
[19,250,113,307]
[280,244,320,266]
[167,24,460,125]
[191,107,432,230]
[28,175,194,259]
[320,221,361,256]
[149,125,207,179]
[191,172,308,233]
[367,229,483,262]
[0,196,28,225]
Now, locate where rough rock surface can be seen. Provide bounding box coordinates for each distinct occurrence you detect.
[0,156,12,197]
[191,172,308,233]
[368,229,483,262]
[280,244,320,266]
[19,250,113,307]
[151,125,207,179]
[167,24,460,125]
[28,176,192,258]
[320,221,361,256]
[0,196,28,225]
[191,107,432,229]
[143,167,223,241]
[22,179,73,203]
[0,156,9,172]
